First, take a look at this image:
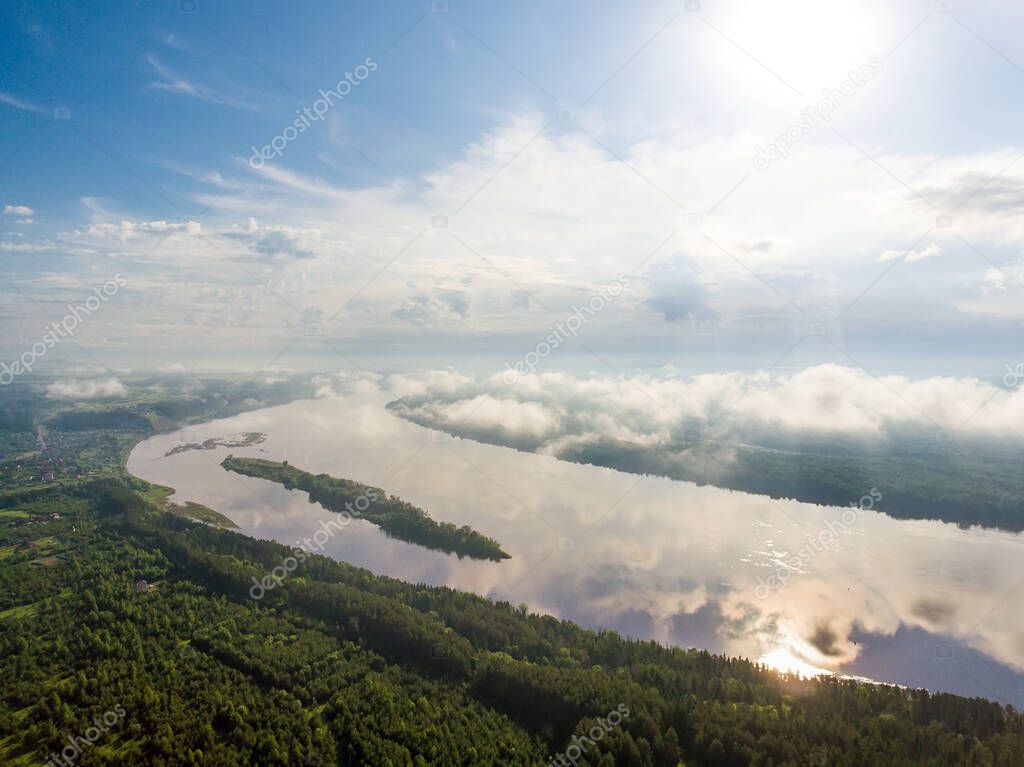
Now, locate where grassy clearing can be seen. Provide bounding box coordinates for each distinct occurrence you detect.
[0,602,40,621]
[138,483,175,505]
[167,500,238,528]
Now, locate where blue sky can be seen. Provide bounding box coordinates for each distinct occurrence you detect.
[2,0,1024,378]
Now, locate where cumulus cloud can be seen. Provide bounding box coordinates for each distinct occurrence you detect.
[4,204,34,217]
[81,218,201,241]
[225,222,315,259]
[385,365,1024,455]
[396,393,562,444]
[384,369,476,399]
[310,370,383,399]
[45,377,127,400]
[392,290,471,325]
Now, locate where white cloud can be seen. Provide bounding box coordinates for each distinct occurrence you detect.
[0,93,44,114]
[984,268,1008,292]
[402,393,563,442]
[147,54,257,110]
[4,204,34,217]
[0,242,48,252]
[387,365,1024,451]
[954,264,1024,318]
[878,242,942,263]
[78,218,201,241]
[385,370,476,399]
[9,114,1024,361]
[45,378,127,400]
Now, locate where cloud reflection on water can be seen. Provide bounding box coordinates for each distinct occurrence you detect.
[127,388,1024,706]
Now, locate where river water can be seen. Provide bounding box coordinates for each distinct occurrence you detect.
[127,390,1024,706]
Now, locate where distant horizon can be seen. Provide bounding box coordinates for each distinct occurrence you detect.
[11,352,1021,387]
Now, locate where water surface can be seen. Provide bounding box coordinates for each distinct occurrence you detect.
[127,390,1024,706]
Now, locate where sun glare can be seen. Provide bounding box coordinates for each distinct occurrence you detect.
[710,0,891,96]
[758,647,832,679]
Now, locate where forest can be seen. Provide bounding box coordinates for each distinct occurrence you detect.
[221,456,510,561]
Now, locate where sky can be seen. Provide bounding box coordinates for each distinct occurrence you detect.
[2,0,1024,381]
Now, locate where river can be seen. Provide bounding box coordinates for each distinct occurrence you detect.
[127,389,1024,706]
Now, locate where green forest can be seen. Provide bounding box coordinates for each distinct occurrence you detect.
[221,456,509,561]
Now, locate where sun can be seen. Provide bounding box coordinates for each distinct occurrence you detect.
[707,0,893,98]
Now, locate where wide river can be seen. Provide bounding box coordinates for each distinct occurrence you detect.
[127,390,1024,706]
